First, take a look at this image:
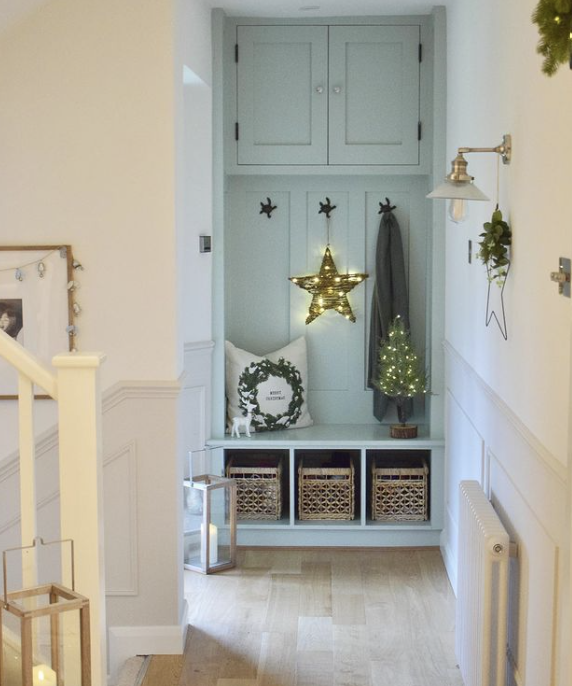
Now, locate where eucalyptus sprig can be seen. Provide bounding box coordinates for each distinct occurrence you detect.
[532,0,572,76]
[478,207,512,286]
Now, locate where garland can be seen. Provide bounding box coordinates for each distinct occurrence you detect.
[478,207,512,286]
[237,357,304,431]
[532,0,572,75]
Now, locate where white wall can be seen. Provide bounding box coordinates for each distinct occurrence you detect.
[175,0,213,371]
[444,0,571,464]
[442,1,572,684]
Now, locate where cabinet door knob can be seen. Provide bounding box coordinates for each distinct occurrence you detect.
[315,86,324,94]
[333,86,342,94]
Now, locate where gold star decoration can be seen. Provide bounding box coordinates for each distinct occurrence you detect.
[289,246,368,324]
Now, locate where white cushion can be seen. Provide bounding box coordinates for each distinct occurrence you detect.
[225,337,313,432]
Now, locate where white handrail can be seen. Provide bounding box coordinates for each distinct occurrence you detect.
[0,329,58,398]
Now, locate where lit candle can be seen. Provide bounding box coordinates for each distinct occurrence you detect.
[33,664,57,686]
[200,523,218,565]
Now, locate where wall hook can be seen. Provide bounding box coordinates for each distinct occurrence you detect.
[260,197,277,218]
[378,197,396,214]
[319,197,336,218]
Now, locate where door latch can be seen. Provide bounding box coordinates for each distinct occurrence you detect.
[550,257,571,297]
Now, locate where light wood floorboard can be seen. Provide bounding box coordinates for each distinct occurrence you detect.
[169,548,464,686]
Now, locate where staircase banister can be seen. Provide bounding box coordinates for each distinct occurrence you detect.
[0,329,58,398]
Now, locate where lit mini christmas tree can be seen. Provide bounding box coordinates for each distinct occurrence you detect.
[376,316,428,430]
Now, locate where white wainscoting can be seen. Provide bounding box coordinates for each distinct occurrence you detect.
[0,339,214,683]
[104,440,138,596]
[443,342,567,686]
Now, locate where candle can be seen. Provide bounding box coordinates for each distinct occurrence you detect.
[200,523,218,565]
[33,664,57,685]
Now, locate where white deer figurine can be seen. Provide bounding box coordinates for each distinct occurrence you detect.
[231,409,253,438]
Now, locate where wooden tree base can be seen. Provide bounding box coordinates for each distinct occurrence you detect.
[390,424,418,439]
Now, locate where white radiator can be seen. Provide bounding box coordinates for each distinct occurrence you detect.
[457,480,510,686]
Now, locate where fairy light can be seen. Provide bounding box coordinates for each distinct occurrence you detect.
[289,246,368,324]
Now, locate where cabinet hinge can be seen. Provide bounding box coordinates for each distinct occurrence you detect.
[235,43,239,63]
[235,122,239,141]
[419,43,422,62]
[418,121,422,141]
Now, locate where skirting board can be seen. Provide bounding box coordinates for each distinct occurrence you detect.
[108,601,189,685]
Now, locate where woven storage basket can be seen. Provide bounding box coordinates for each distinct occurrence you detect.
[371,457,428,521]
[226,455,282,520]
[298,457,355,520]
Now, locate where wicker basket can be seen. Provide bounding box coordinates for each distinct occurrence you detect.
[371,456,428,521]
[226,455,283,520]
[298,456,355,520]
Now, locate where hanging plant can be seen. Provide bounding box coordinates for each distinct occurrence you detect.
[532,0,572,75]
[478,207,512,286]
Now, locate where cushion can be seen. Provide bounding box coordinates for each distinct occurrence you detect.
[225,337,313,432]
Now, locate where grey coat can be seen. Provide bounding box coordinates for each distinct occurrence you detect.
[367,209,412,422]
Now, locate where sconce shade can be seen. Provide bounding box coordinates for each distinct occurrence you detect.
[427,179,489,201]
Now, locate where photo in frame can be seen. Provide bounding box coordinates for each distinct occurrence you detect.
[0,246,75,399]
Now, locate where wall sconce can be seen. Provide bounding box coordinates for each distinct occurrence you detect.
[427,134,512,223]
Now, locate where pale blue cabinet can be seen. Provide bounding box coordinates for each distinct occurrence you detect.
[236,25,328,165]
[236,24,421,166]
[328,25,420,165]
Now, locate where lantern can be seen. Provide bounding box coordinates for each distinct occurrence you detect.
[0,538,91,686]
[184,474,237,574]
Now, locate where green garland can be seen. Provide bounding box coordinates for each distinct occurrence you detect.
[478,207,512,286]
[237,357,304,431]
[532,0,572,75]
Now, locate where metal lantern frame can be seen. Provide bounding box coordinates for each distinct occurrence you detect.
[185,474,237,575]
[0,537,91,686]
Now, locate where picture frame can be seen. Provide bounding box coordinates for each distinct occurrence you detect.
[0,245,76,399]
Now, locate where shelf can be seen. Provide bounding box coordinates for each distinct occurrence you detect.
[207,423,444,449]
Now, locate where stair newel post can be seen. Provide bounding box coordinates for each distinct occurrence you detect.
[53,352,107,686]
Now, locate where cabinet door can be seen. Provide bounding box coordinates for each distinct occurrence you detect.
[237,26,328,165]
[328,25,421,165]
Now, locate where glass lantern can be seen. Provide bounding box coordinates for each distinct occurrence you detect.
[184,474,237,574]
[0,538,91,686]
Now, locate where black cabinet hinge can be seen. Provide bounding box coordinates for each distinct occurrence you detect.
[235,43,239,63]
[235,122,239,141]
[419,43,422,62]
[418,121,422,141]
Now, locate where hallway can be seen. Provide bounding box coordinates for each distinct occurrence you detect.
[176,547,463,686]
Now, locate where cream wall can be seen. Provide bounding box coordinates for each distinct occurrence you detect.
[0,0,178,387]
[442,1,572,684]
[0,0,215,680]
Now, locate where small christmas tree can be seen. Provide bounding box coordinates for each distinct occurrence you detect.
[376,316,428,427]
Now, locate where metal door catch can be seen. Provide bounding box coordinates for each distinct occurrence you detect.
[550,257,571,297]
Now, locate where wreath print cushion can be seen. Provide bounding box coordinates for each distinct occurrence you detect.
[225,337,313,432]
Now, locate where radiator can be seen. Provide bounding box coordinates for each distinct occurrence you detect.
[457,480,510,686]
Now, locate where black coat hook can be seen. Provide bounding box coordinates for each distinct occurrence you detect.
[378,197,396,214]
[319,197,337,219]
[260,197,277,218]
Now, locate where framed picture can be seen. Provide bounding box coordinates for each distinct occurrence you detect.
[0,245,76,399]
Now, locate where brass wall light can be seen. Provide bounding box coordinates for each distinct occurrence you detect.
[427,134,512,223]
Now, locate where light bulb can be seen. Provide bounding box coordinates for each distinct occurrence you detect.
[448,198,468,223]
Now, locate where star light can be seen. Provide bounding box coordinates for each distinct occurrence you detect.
[289,246,368,324]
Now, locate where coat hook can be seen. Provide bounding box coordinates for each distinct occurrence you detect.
[319,197,337,219]
[378,197,396,214]
[260,197,277,218]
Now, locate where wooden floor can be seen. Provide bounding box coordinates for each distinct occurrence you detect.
[154,547,463,686]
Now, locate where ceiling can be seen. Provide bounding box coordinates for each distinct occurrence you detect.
[204,0,439,17]
[0,0,441,35]
[0,0,51,34]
